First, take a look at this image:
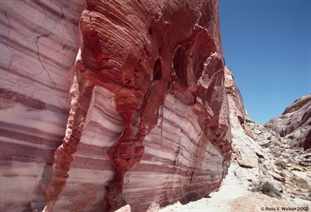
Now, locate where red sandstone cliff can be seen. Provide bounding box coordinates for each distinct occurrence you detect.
[0,0,232,211]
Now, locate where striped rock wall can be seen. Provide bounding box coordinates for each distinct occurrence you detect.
[0,0,85,211]
[0,0,232,211]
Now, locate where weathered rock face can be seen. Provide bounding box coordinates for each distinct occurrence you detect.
[224,67,311,203]
[224,67,260,169]
[0,0,85,211]
[0,0,232,212]
[265,93,311,150]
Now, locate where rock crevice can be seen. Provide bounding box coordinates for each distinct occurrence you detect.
[0,1,231,211]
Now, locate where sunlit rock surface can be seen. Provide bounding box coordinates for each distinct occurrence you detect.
[225,66,311,203]
[0,0,232,211]
[224,67,260,169]
[265,93,311,150]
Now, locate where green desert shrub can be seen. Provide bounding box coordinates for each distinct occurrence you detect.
[274,160,287,170]
[250,181,281,198]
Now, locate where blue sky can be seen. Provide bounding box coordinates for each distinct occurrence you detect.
[218,0,311,124]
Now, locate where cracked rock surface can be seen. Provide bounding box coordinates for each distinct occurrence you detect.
[1,0,84,211]
[159,70,310,212]
[222,67,311,210]
[1,1,310,211]
[0,1,232,211]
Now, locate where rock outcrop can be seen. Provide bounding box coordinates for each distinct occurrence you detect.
[0,1,232,211]
[224,67,311,205]
[265,93,311,150]
[157,69,311,212]
[224,67,260,169]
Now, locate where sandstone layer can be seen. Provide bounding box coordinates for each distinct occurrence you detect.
[0,1,232,211]
[0,0,85,211]
[157,68,311,211]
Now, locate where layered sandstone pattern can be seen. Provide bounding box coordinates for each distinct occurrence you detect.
[0,0,85,211]
[0,0,232,211]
